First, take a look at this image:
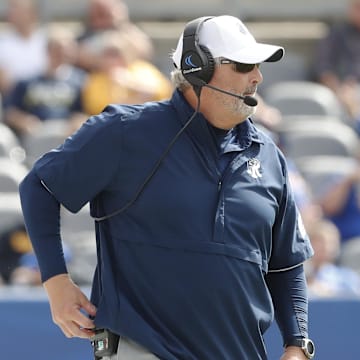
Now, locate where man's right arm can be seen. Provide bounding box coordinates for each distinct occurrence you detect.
[19,170,97,338]
[19,170,66,281]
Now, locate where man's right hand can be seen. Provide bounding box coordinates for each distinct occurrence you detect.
[43,273,97,339]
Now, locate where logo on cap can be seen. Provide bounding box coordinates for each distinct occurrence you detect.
[237,22,248,35]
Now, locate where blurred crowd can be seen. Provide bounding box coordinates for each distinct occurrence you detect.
[1,0,360,299]
[0,0,173,287]
[0,0,172,141]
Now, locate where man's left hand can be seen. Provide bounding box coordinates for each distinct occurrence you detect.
[280,346,308,360]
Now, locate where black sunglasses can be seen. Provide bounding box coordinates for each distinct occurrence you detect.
[220,59,260,73]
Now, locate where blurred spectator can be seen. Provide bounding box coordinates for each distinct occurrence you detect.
[0,0,47,103]
[316,161,360,244]
[4,28,88,140]
[76,0,153,72]
[0,223,31,285]
[10,245,71,286]
[313,0,360,130]
[82,31,172,115]
[305,219,360,298]
[0,222,72,286]
[287,160,323,233]
[9,252,42,286]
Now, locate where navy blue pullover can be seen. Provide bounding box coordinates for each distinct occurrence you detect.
[19,90,313,359]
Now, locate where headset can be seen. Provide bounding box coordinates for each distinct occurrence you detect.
[180,16,215,91]
[180,16,258,106]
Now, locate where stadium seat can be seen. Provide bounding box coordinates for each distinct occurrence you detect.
[0,192,23,234]
[339,236,360,276]
[279,120,360,161]
[60,205,96,285]
[260,53,310,93]
[295,155,357,196]
[61,204,94,235]
[263,81,345,118]
[275,115,345,142]
[0,123,26,163]
[22,120,68,166]
[0,159,28,192]
[277,114,342,129]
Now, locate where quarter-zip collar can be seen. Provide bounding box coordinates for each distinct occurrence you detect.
[170,89,264,156]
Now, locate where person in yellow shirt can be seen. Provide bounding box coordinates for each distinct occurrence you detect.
[82,31,172,115]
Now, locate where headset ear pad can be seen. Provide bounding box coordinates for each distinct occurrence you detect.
[181,44,215,87]
[198,45,215,84]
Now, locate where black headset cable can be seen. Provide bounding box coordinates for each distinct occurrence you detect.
[93,91,202,221]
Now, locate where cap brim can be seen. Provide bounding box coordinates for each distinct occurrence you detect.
[224,43,284,64]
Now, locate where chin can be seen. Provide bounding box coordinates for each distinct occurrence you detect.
[238,103,256,118]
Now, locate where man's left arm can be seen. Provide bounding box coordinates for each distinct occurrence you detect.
[266,264,311,360]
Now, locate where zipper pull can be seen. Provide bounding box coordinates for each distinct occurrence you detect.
[218,180,222,191]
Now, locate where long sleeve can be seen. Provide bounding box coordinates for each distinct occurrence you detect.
[265,264,309,346]
[19,169,67,282]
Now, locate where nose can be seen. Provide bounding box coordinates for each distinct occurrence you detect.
[251,66,263,85]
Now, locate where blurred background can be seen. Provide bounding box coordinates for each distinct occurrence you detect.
[1,0,360,359]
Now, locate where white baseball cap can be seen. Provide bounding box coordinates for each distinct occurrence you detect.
[172,15,284,68]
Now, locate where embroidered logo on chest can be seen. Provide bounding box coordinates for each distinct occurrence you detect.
[246,158,262,179]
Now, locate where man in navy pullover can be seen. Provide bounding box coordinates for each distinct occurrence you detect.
[19,15,315,360]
